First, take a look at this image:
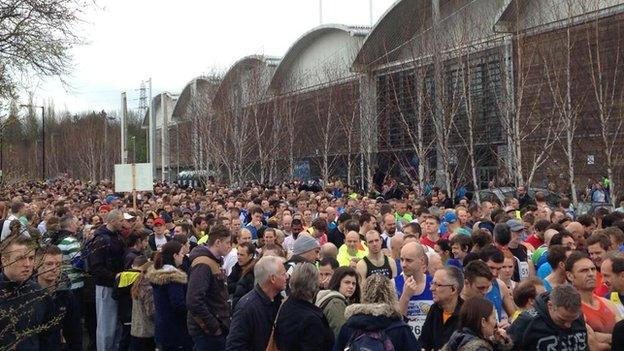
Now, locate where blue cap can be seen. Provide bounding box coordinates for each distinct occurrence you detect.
[443,212,458,224]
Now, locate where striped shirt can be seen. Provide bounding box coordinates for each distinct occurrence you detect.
[57,236,85,289]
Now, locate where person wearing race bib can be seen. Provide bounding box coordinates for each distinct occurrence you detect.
[397,242,433,339]
[356,230,397,284]
[505,219,535,280]
[480,245,517,323]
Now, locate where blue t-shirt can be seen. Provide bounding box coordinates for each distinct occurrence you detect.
[395,273,433,340]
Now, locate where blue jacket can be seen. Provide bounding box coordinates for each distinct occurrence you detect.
[335,303,420,351]
[147,264,192,347]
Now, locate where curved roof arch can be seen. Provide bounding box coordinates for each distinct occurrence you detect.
[213,54,280,107]
[172,76,220,120]
[269,24,369,93]
[353,0,508,72]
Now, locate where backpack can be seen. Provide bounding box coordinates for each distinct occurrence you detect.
[74,232,112,272]
[345,329,395,351]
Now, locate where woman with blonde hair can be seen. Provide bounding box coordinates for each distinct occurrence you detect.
[335,274,419,350]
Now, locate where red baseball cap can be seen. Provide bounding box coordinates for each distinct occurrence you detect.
[153,218,165,227]
[98,204,112,213]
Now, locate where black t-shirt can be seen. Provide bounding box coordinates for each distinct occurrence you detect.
[509,245,529,282]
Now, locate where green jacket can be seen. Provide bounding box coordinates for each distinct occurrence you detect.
[315,289,348,338]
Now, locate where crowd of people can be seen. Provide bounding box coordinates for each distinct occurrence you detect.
[2,177,624,350]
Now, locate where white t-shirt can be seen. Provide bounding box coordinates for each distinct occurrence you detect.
[223,248,238,276]
[154,235,168,250]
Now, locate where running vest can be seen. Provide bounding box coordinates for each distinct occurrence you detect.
[609,292,624,316]
[395,273,433,340]
[486,279,506,322]
[582,295,616,334]
[363,255,392,279]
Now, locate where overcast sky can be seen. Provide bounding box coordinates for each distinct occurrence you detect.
[32,0,396,114]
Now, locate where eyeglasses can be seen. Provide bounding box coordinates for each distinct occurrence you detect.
[431,281,455,288]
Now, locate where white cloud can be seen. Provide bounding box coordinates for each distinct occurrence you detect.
[33,0,396,113]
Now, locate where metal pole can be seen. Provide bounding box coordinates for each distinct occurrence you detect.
[369,0,373,26]
[148,78,155,178]
[177,123,180,175]
[103,112,107,180]
[41,106,45,180]
[161,94,167,182]
[121,92,128,164]
[319,0,322,25]
[132,136,136,163]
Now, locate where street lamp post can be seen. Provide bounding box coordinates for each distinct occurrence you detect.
[131,136,136,163]
[20,104,45,180]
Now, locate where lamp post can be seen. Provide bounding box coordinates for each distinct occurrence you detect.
[20,104,45,180]
[131,136,136,163]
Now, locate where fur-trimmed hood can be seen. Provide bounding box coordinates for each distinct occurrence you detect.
[146,264,187,285]
[344,303,402,320]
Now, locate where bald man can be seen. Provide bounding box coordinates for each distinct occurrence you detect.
[566,221,586,250]
[532,229,559,270]
[336,231,369,267]
[397,242,433,340]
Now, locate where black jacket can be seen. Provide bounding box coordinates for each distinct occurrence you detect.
[420,298,463,351]
[48,285,82,351]
[227,262,255,309]
[327,227,345,248]
[225,285,282,351]
[0,274,55,351]
[508,292,588,350]
[275,297,334,351]
[88,226,126,287]
[335,303,420,351]
[186,245,231,337]
[113,269,142,324]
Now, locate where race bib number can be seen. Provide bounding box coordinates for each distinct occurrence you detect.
[406,299,433,339]
[519,261,530,280]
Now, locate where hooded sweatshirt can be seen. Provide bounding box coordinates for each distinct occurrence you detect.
[508,292,588,350]
[315,289,348,337]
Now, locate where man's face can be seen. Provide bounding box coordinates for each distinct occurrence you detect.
[601,259,624,293]
[301,248,320,263]
[431,270,455,304]
[510,198,520,210]
[567,258,597,292]
[423,218,439,236]
[174,226,184,236]
[517,187,526,197]
[562,236,577,251]
[303,210,313,224]
[485,259,503,279]
[346,232,360,251]
[282,216,292,232]
[466,277,492,297]
[237,247,253,266]
[482,202,493,217]
[366,232,382,254]
[1,244,35,283]
[292,222,303,234]
[239,230,252,244]
[230,218,241,232]
[587,243,607,268]
[318,264,334,289]
[451,243,467,260]
[548,303,581,329]
[38,253,62,283]
[400,246,423,277]
[383,216,396,235]
[215,237,232,257]
[457,210,469,226]
[110,215,124,231]
[154,224,165,235]
[396,203,406,215]
[270,263,288,292]
[252,212,263,225]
